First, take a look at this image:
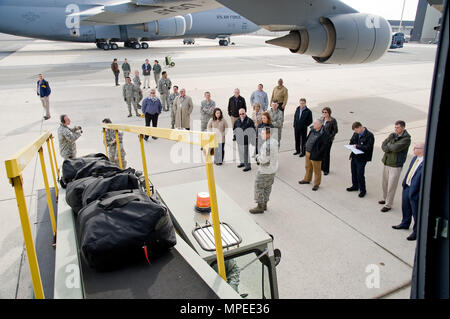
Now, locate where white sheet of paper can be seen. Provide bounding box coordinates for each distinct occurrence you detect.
[345,145,364,154]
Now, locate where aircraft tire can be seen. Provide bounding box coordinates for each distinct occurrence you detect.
[103,43,110,50]
[141,42,149,49]
[111,43,119,50]
[133,42,141,49]
[223,40,229,46]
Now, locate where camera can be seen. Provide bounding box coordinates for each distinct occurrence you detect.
[75,126,83,133]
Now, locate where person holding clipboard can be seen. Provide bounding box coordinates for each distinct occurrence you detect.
[346,122,375,198]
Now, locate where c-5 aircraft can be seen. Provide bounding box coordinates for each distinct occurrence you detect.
[0,0,393,64]
[0,1,259,50]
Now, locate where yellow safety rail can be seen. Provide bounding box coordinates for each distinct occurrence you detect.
[102,124,227,281]
[4,131,60,299]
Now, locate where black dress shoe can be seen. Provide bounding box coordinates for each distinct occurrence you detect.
[323,171,329,176]
[243,166,251,172]
[298,180,310,184]
[358,191,366,198]
[407,233,417,241]
[378,200,386,205]
[237,163,245,168]
[299,153,305,157]
[312,185,319,191]
[392,224,409,230]
[346,186,358,192]
[381,206,391,213]
[293,152,300,155]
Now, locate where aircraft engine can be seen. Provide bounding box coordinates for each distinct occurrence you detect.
[266,13,391,64]
[184,14,193,32]
[146,16,187,37]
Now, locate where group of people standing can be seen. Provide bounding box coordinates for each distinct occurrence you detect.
[52,63,423,241]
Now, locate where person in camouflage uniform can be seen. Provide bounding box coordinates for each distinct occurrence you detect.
[133,70,143,108]
[57,114,82,160]
[200,91,216,131]
[212,259,240,293]
[250,127,279,214]
[123,76,140,117]
[169,85,180,129]
[268,101,284,148]
[157,71,172,112]
[122,58,131,78]
[102,118,127,167]
[153,60,162,88]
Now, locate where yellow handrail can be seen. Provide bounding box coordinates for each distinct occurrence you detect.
[102,124,226,280]
[4,130,60,299]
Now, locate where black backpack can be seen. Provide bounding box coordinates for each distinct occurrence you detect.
[77,189,177,271]
[61,153,109,188]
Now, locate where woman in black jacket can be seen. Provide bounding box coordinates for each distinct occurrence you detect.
[321,107,338,175]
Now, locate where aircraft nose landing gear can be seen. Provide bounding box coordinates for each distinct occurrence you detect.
[219,39,229,46]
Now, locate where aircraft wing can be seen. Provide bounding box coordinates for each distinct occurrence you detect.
[215,0,358,31]
[214,0,392,64]
[73,0,221,25]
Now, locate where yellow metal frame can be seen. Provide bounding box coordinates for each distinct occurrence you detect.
[102,124,227,280]
[4,131,60,299]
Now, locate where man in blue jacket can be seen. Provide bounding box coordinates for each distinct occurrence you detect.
[141,89,162,141]
[37,74,51,120]
[392,142,425,241]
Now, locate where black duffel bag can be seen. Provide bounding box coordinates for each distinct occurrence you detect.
[60,153,109,188]
[65,176,98,214]
[73,160,125,181]
[81,171,140,208]
[77,189,177,271]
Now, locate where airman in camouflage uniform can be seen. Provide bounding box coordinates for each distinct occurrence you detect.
[157,71,172,112]
[200,91,216,131]
[250,128,279,214]
[133,71,143,108]
[123,77,140,117]
[102,118,127,168]
[57,114,82,160]
[169,85,180,129]
[212,259,240,293]
[268,101,284,147]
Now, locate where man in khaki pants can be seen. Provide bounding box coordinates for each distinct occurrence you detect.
[36,74,51,120]
[298,119,330,191]
[379,120,411,212]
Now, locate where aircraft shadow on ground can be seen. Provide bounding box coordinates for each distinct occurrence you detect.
[315,97,428,133]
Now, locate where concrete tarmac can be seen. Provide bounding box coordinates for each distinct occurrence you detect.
[0,33,436,299]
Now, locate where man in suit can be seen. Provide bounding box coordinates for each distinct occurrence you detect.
[346,122,375,198]
[392,142,425,241]
[293,98,313,157]
[233,108,256,172]
[228,88,246,128]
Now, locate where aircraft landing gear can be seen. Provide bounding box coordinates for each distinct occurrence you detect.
[219,39,229,46]
[141,42,149,49]
[96,41,119,50]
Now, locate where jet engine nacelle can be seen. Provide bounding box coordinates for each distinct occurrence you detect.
[267,13,392,64]
[147,15,187,37]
